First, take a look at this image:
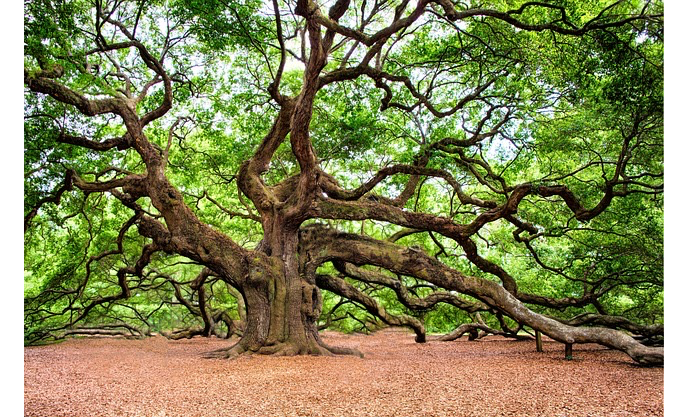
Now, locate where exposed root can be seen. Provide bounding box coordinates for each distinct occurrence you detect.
[203,337,364,358]
[319,341,364,358]
[203,341,248,359]
[256,343,305,356]
[314,334,364,357]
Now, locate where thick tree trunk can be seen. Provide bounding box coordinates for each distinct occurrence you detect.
[207,227,361,358]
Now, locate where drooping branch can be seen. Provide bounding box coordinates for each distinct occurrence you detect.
[133,212,248,288]
[333,261,488,314]
[300,226,663,365]
[317,298,355,330]
[315,273,426,342]
[25,235,160,344]
[437,313,530,341]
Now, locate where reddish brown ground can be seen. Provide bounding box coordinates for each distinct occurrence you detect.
[24,329,663,417]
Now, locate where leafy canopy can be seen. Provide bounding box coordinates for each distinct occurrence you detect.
[24,0,663,347]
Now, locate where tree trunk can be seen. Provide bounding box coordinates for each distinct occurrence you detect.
[207,226,361,358]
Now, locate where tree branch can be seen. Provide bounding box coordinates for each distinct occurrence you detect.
[315,273,426,342]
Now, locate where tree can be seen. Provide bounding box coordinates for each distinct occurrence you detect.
[24,0,664,365]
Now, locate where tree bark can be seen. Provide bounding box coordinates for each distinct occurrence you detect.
[206,227,361,357]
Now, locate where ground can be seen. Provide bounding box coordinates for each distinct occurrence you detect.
[24,329,663,417]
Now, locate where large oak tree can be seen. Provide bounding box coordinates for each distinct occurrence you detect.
[24,0,663,365]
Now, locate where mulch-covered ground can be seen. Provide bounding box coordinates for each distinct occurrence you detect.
[24,329,663,416]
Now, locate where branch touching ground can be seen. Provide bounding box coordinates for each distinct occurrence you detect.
[304,228,663,366]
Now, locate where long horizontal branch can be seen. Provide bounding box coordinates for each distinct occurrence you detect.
[333,261,488,313]
[312,182,531,242]
[25,68,126,117]
[319,164,495,208]
[316,170,654,243]
[64,324,146,339]
[556,313,663,338]
[69,170,147,194]
[300,226,663,365]
[58,132,132,152]
[312,196,469,238]
[434,0,661,35]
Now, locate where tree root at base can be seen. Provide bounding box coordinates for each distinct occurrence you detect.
[203,339,364,359]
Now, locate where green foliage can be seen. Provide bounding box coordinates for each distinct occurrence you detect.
[24,0,663,343]
[171,0,270,51]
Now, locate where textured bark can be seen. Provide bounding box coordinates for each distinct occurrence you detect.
[333,261,488,313]
[203,253,361,357]
[200,2,367,357]
[64,324,146,339]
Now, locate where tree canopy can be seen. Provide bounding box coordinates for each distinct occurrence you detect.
[24,0,663,365]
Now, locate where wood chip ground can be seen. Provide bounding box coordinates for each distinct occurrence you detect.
[24,329,663,416]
